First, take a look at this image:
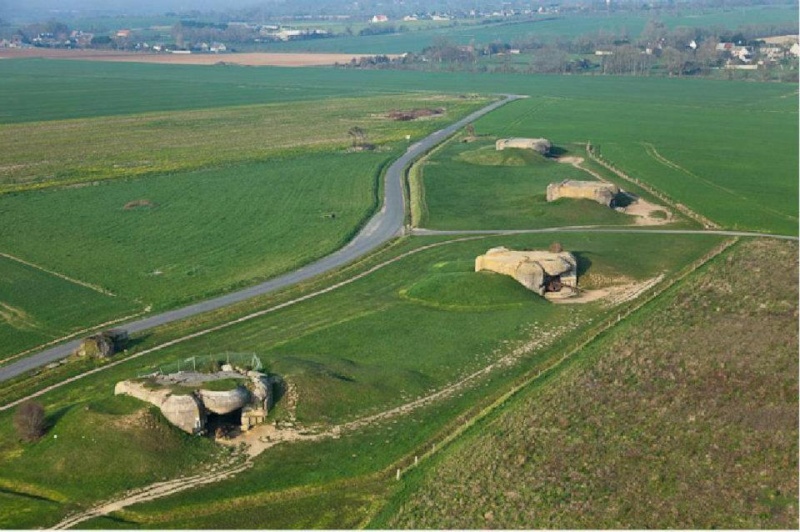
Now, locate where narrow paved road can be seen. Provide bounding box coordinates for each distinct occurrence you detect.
[0,95,520,383]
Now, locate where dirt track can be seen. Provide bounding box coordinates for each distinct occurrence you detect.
[0,48,397,67]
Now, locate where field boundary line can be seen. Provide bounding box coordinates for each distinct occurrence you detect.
[0,235,496,412]
[0,252,116,296]
[391,237,739,481]
[0,308,149,369]
[586,143,720,229]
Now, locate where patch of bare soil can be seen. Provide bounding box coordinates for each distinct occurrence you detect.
[551,274,665,306]
[0,48,400,67]
[123,199,154,210]
[619,197,673,226]
[387,108,445,121]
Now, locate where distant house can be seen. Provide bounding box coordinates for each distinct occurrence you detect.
[791,43,800,57]
[595,50,613,56]
[371,14,389,23]
[116,29,131,38]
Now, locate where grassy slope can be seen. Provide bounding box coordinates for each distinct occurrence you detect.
[0,257,138,363]
[381,238,798,529]
[418,138,636,230]
[0,233,720,528]
[0,395,226,529]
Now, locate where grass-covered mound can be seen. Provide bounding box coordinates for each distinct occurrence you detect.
[455,145,549,167]
[0,395,224,528]
[400,270,540,311]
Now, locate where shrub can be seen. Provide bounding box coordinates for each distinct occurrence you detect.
[14,401,46,442]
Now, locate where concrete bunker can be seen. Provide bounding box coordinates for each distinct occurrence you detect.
[495,137,552,155]
[115,364,277,436]
[475,246,578,299]
[546,179,621,207]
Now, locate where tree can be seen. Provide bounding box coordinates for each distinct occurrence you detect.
[347,126,367,148]
[14,401,45,442]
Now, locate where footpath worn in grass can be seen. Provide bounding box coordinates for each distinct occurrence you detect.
[382,238,798,529]
[0,395,226,529]
[417,137,634,230]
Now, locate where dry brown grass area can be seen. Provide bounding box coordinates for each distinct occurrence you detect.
[0,48,396,67]
[389,238,798,529]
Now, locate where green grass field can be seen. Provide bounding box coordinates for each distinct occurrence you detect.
[0,87,489,357]
[414,137,641,230]
[0,56,795,528]
[380,238,798,528]
[470,87,797,235]
[0,152,389,309]
[0,232,721,527]
[0,256,139,364]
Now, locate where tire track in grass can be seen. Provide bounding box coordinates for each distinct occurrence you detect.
[642,142,797,223]
[0,252,115,296]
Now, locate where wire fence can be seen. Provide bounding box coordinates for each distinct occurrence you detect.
[136,352,264,378]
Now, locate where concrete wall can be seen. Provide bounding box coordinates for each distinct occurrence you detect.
[546,180,620,207]
[495,137,551,154]
[475,247,577,297]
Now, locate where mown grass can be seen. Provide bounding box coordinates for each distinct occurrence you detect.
[0,232,721,528]
[0,153,390,310]
[0,93,490,191]
[0,257,139,364]
[416,137,636,230]
[381,238,798,529]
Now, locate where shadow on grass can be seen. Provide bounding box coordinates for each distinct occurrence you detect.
[573,251,594,278]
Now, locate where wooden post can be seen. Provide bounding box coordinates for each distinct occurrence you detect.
[396,469,401,480]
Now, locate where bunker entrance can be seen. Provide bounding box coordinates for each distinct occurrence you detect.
[545,275,563,293]
[205,408,243,439]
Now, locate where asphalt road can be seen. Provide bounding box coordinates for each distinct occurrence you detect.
[0,95,520,383]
